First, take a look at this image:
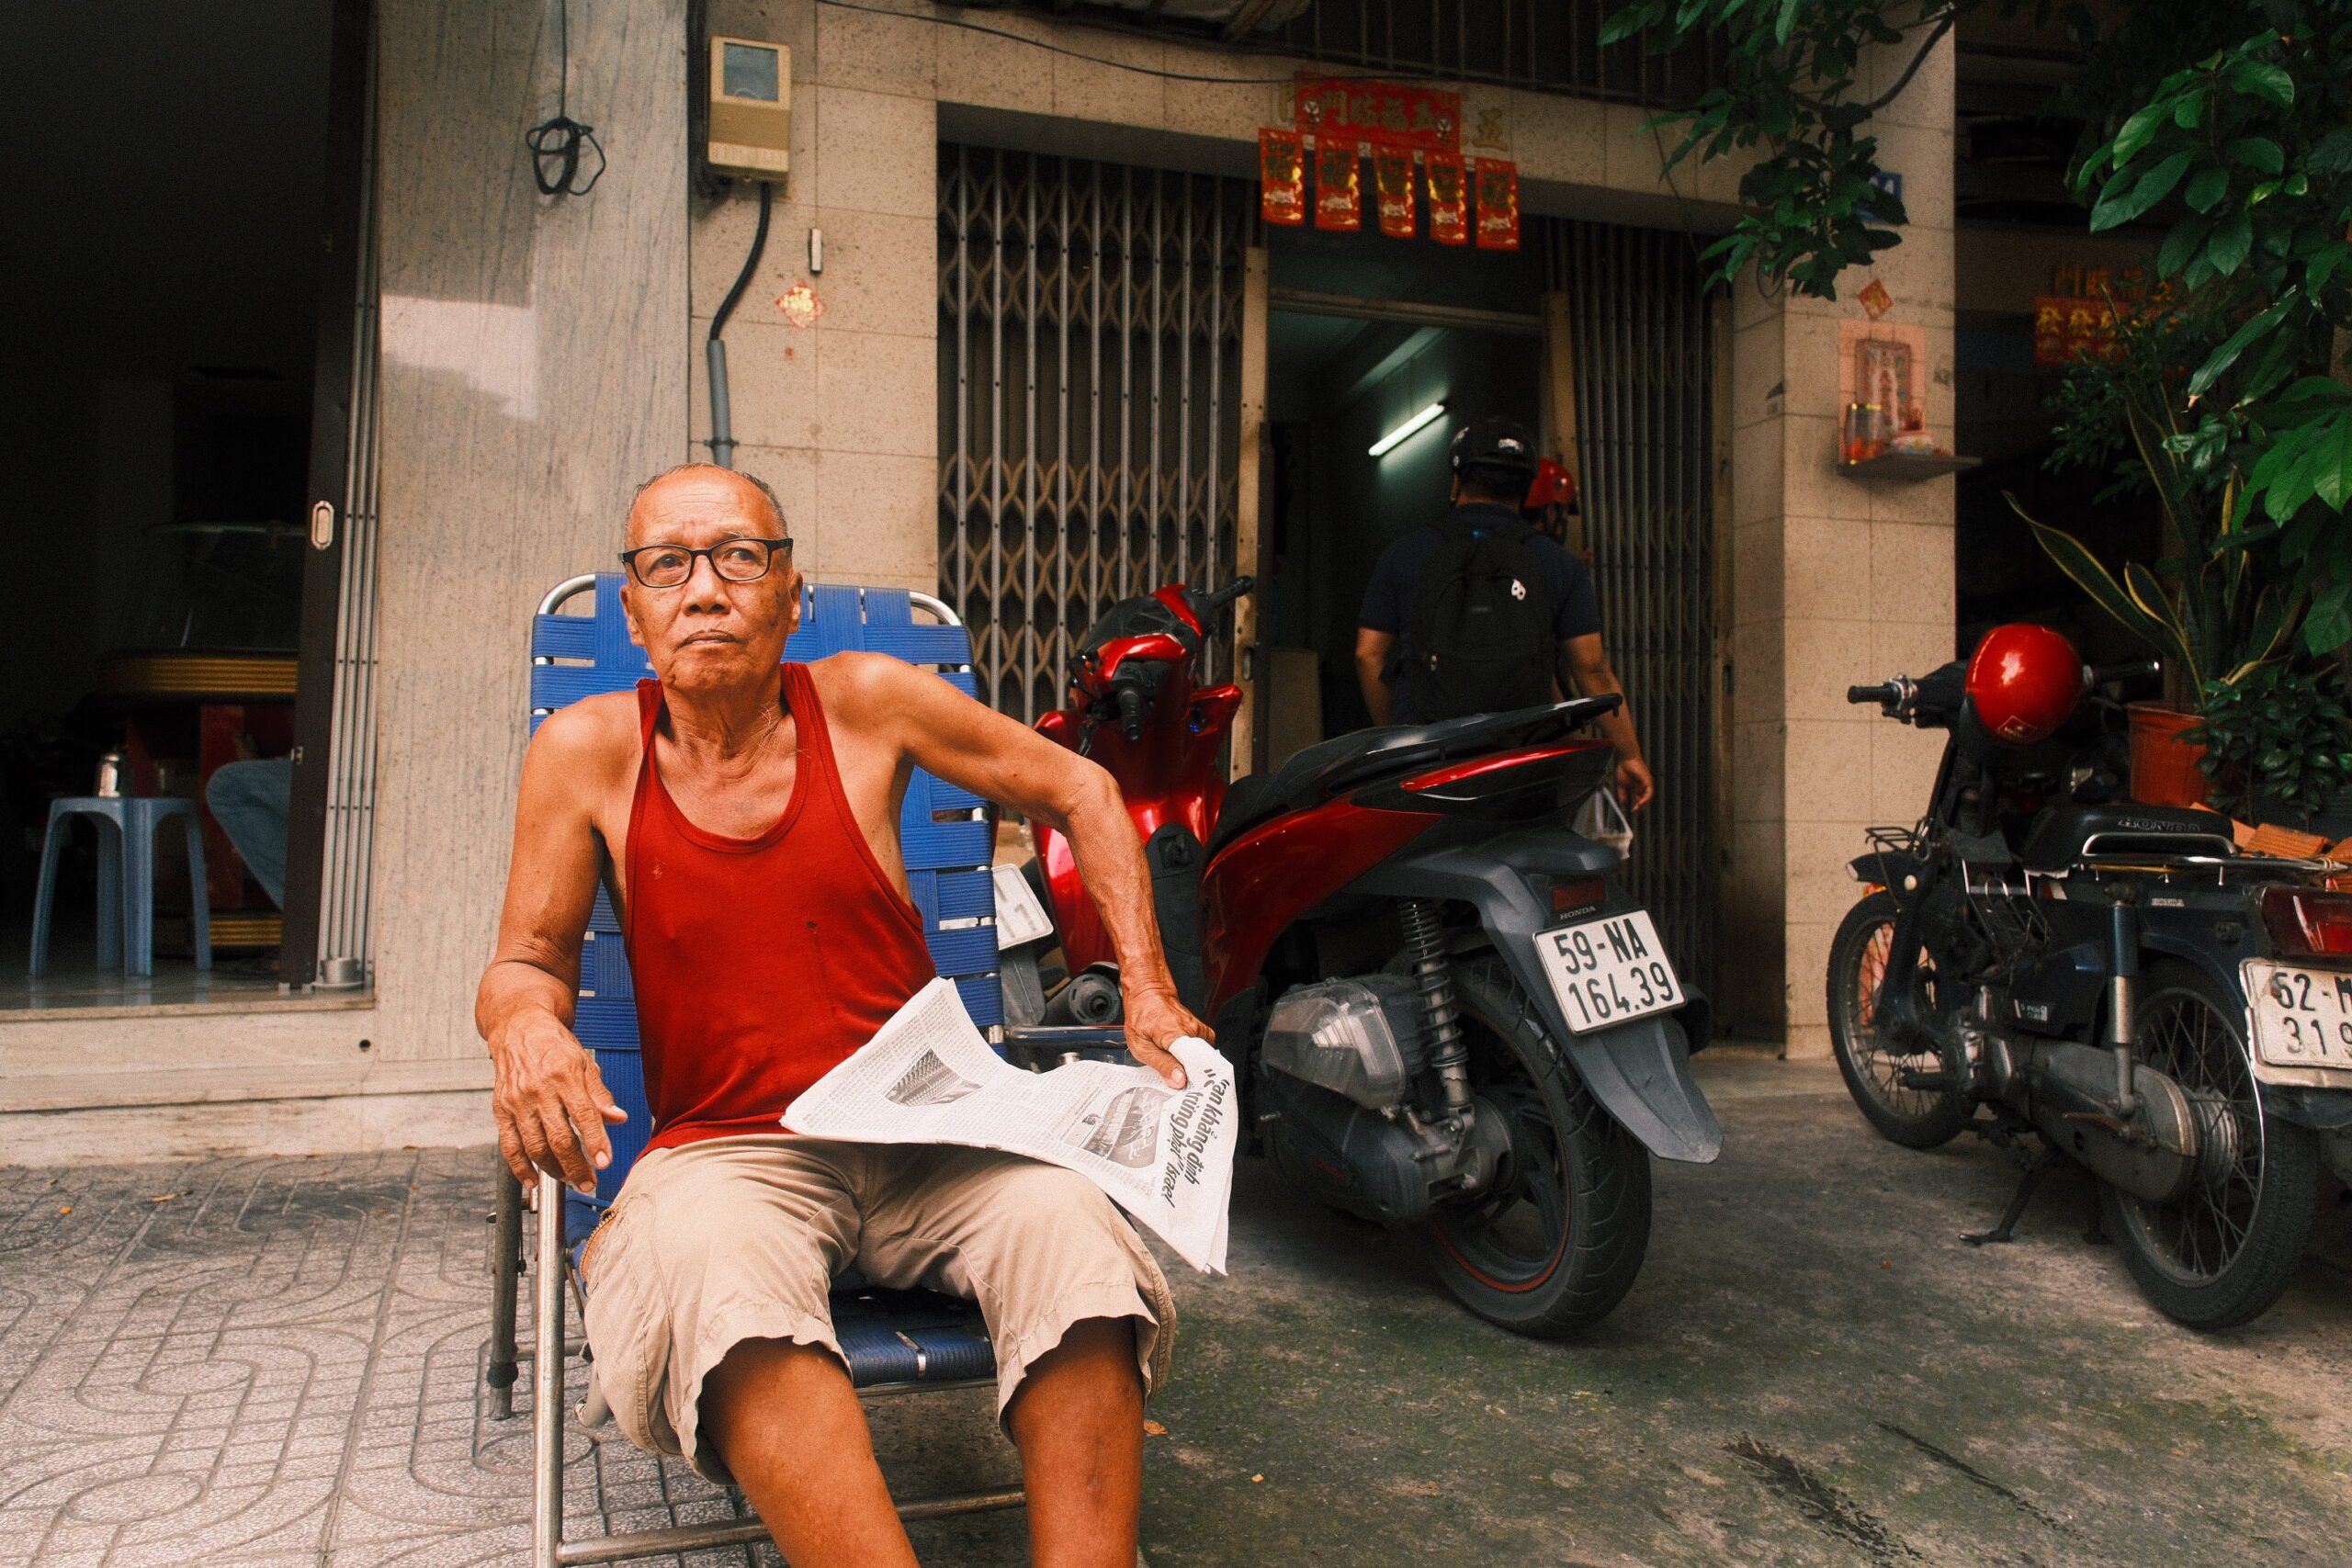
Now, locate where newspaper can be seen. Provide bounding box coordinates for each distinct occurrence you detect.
[786,976,1237,1273]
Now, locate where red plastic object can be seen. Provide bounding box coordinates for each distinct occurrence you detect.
[1523,457,1577,515]
[1964,624,2084,745]
[2127,702,2213,808]
[2259,885,2352,958]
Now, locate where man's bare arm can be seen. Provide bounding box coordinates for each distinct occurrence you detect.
[1560,632,1654,811]
[851,656,1207,1088]
[476,705,630,1191]
[1355,627,1396,725]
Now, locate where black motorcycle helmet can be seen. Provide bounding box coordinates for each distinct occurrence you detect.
[1448,415,1540,495]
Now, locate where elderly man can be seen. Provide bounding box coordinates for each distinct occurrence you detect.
[476,464,1208,1568]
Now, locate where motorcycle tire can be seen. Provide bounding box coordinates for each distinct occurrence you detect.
[1423,956,1652,1338]
[2098,960,2318,1332]
[1826,890,1970,1150]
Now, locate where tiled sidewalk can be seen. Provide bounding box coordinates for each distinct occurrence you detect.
[0,1149,1018,1566]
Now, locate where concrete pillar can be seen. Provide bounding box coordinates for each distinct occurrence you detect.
[1723,28,1958,1054]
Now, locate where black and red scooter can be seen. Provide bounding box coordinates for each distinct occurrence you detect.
[1009,576,1719,1336]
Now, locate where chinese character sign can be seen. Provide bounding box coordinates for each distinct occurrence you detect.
[1260,129,1306,227]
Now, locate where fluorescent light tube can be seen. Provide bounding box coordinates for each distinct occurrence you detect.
[1368,400,1446,457]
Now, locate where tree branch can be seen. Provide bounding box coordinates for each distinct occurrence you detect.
[1852,10,1958,116]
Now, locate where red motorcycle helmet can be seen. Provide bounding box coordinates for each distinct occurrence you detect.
[1965,623,2086,744]
[1522,457,1578,515]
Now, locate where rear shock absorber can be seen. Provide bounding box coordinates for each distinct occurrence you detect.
[1400,899,1476,1121]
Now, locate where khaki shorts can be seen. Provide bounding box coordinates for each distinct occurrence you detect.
[580,1134,1175,1484]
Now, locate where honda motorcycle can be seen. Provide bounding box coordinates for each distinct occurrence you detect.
[1832,624,2352,1329]
[1006,577,1719,1337]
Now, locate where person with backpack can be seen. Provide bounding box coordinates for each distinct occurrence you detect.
[1353,415,1654,810]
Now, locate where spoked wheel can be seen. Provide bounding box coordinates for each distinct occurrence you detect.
[1424,957,1651,1337]
[2099,961,2317,1330]
[1826,891,1969,1148]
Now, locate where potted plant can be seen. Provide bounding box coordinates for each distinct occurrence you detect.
[2012,353,2317,814]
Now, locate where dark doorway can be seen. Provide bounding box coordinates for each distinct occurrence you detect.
[1259,225,1545,753]
[0,2,369,1009]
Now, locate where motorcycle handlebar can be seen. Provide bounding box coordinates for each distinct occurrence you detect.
[1115,682,1148,742]
[2089,659,2162,687]
[1848,682,1900,706]
[1193,577,1256,619]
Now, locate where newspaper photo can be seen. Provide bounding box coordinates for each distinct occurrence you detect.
[786,976,1237,1273]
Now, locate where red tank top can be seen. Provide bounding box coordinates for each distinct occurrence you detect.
[624,665,936,1154]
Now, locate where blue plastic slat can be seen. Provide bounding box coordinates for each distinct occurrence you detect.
[573,998,644,1051]
[944,671,978,699]
[956,974,1003,1030]
[531,614,598,660]
[593,574,639,673]
[590,932,633,998]
[904,869,938,931]
[860,624,973,666]
[901,817,991,871]
[933,869,994,921]
[926,924,996,980]
[834,1291,995,1387]
[590,887,620,933]
[531,665,640,712]
[590,1044,652,1198]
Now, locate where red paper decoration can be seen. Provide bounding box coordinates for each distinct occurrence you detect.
[1474,158,1520,251]
[1293,77,1461,152]
[1259,128,1306,227]
[1315,139,1363,231]
[1425,152,1467,246]
[1373,148,1415,239]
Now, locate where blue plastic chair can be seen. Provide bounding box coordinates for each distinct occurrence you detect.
[28,795,211,979]
[491,573,1115,1566]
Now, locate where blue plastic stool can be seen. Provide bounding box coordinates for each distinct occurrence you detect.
[29,797,212,979]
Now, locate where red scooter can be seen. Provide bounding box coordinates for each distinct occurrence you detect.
[1021,578,1719,1336]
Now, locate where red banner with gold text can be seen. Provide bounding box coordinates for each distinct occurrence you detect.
[1259,128,1306,227]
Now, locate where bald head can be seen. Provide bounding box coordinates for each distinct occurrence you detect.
[626,463,786,546]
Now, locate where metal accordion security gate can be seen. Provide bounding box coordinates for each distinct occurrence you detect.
[937,144,1252,723]
[1541,218,1719,1001]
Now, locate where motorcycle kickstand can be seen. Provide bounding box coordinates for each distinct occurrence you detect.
[1962,1145,2060,1247]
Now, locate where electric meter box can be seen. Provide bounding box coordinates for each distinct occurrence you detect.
[707,35,791,182]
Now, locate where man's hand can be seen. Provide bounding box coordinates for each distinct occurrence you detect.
[1615,756,1656,812]
[490,1009,628,1193]
[1122,980,1213,1090]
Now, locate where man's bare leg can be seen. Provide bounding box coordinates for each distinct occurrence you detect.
[701,1337,919,1567]
[1006,1316,1146,1568]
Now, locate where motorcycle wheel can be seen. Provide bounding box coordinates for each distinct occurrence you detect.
[1423,956,1652,1338]
[1826,890,1970,1149]
[2098,960,2318,1331]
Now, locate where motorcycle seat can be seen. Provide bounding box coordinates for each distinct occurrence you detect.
[2017,803,2237,872]
[1210,697,1619,854]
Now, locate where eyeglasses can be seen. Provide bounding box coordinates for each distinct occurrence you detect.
[619,536,793,589]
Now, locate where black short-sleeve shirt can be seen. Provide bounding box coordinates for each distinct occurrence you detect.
[1358,503,1602,643]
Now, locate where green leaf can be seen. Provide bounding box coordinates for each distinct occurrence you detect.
[2183,165,2229,213]
[2110,101,2172,168]
[2017,506,2180,663]
[2230,137,2284,175]
[2311,128,2352,177]
[2186,290,2294,399]
[2158,215,2211,276]
[1772,0,1801,44]
[2308,582,2352,655]
[2173,94,2202,131]
[2227,58,2294,107]
[2314,412,2352,512]
[2090,150,2196,231]
[2207,209,2254,275]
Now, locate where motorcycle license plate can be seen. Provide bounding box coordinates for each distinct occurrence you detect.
[2242,959,2352,1081]
[1537,911,1682,1033]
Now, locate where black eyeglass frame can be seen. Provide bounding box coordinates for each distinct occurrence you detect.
[618,536,794,589]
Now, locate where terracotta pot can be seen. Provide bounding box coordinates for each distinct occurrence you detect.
[2127,703,2211,808]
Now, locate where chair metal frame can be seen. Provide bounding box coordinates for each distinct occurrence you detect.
[488,573,1118,1566]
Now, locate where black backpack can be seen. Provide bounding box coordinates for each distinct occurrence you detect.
[1398,515,1557,722]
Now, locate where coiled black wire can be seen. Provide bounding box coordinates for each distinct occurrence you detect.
[526,0,604,197]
